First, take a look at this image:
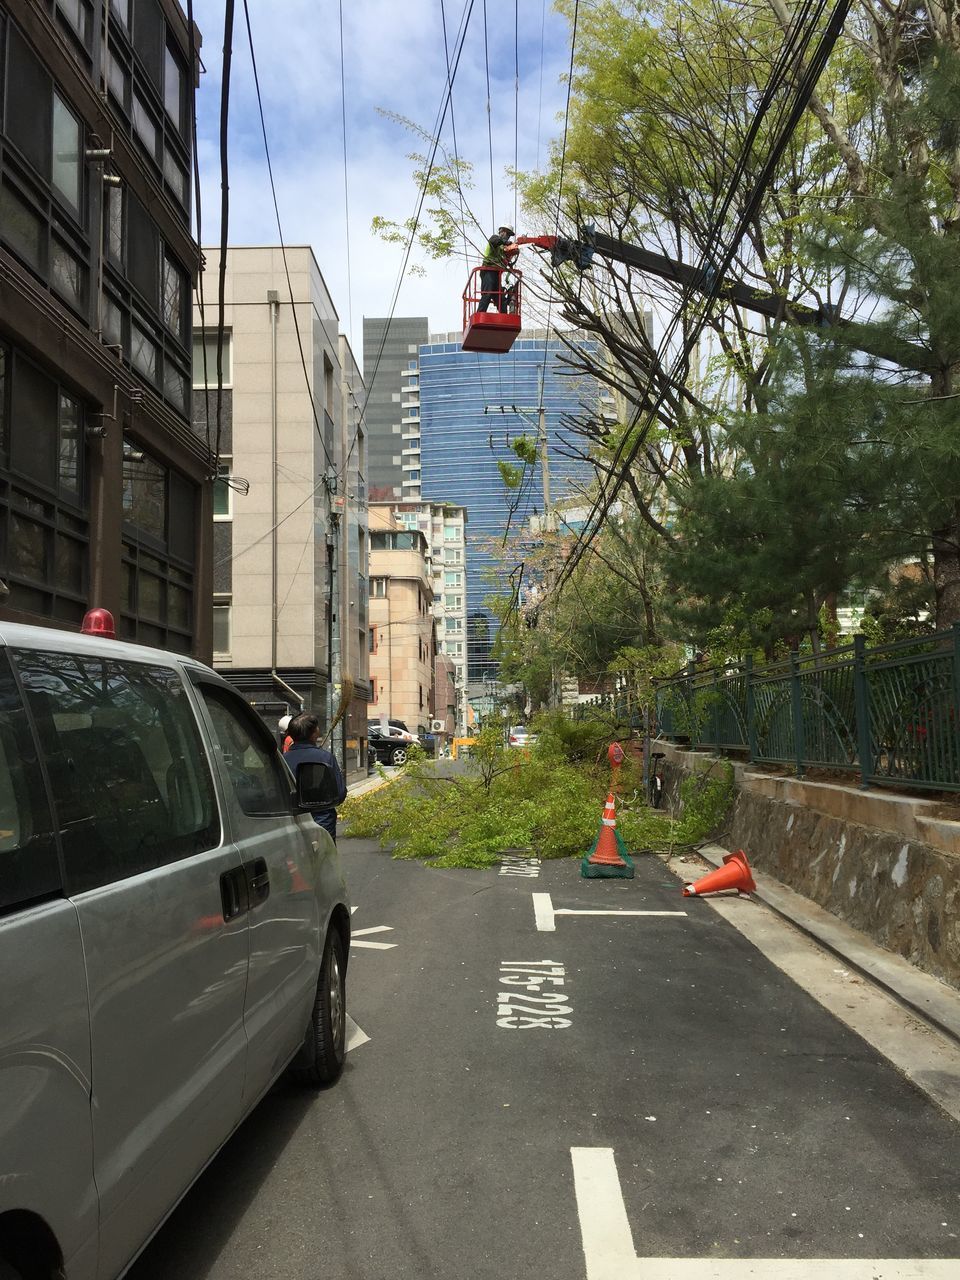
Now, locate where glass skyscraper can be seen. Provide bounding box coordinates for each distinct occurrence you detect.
[419,331,600,683]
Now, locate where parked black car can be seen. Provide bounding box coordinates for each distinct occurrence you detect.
[368,726,411,767]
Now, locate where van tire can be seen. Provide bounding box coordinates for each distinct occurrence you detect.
[291,929,346,1087]
[390,747,407,766]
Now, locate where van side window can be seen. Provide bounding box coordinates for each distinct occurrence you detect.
[0,651,61,915]
[14,650,220,894]
[197,684,292,817]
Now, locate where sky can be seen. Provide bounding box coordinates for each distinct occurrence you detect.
[190,0,575,363]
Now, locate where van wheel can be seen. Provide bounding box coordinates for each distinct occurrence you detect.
[0,1263,25,1280]
[391,746,407,766]
[292,929,346,1087]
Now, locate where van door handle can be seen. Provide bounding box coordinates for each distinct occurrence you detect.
[220,867,249,921]
[245,857,271,906]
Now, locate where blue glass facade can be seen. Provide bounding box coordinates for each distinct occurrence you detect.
[419,334,599,680]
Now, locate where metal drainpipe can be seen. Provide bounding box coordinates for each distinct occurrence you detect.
[268,290,301,713]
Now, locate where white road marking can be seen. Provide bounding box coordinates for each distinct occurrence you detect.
[500,854,541,878]
[556,909,687,919]
[533,892,686,932]
[572,1147,958,1279]
[533,892,556,931]
[351,925,397,950]
[345,1015,369,1053]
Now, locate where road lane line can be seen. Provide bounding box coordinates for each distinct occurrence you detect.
[555,909,687,918]
[572,1147,639,1280]
[572,1147,958,1279]
[533,892,556,932]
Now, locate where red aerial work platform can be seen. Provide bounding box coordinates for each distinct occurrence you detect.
[462,266,523,354]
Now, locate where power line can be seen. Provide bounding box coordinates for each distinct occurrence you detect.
[344,0,477,476]
[214,0,236,471]
[557,0,849,589]
[482,0,495,231]
[240,0,337,472]
[184,0,212,464]
[338,0,354,345]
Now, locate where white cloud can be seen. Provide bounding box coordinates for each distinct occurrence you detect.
[190,0,573,357]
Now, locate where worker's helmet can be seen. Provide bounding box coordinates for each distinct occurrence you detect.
[498,225,515,237]
[278,714,292,733]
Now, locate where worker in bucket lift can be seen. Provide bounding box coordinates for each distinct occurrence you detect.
[479,225,520,312]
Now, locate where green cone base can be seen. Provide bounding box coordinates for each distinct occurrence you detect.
[580,826,635,879]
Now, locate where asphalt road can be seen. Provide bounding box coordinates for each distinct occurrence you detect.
[127,841,960,1280]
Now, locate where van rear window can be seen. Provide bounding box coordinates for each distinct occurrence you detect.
[14,650,221,893]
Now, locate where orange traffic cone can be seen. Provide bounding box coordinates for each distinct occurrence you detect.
[682,849,756,897]
[588,792,628,868]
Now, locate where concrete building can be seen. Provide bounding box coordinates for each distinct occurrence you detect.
[193,246,370,776]
[368,503,436,737]
[0,0,212,651]
[392,499,468,732]
[362,315,428,501]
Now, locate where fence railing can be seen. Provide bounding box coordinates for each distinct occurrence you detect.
[573,624,960,793]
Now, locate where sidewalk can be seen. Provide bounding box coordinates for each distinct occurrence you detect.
[690,841,960,1048]
[346,767,399,799]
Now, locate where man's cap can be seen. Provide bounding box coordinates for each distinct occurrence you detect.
[278,715,292,732]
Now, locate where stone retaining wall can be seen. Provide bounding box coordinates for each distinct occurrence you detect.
[660,745,960,992]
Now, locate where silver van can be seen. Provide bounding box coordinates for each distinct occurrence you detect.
[0,616,351,1280]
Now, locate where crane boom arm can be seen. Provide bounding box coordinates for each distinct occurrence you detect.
[514,229,930,370]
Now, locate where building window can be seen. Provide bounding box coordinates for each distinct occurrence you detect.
[132,93,158,160]
[370,577,387,598]
[369,626,377,654]
[370,678,377,704]
[56,0,93,45]
[444,594,462,609]
[58,394,81,496]
[212,597,231,656]
[51,94,82,212]
[213,460,232,520]
[443,524,459,541]
[444,571,461,587]
[192,330,232,388]
[162,251,186,339]
[0,183,42,271]
[107,49,129,106]
[163,44,185,133]
[50,241,86,311]
[105,185,124,264]
[131,320,158,383]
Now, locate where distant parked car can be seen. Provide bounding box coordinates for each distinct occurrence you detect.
[507,725,537,748]
[367,719,418,744]
[368,725,412,766]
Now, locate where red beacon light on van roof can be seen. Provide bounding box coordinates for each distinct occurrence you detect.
[81,607,116,639]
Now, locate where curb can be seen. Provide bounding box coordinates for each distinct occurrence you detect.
[695,842,960,1050]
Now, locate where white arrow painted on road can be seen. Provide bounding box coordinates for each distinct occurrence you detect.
[572,1147,957,1279]
[533,892,686,932]
[352,924,397,950]
[345,1015,369,1053]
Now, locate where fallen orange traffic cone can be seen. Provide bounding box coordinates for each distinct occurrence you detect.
[682,849,756,897]
[588,793,628,868]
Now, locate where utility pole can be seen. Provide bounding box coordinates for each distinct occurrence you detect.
[484,364,553,532]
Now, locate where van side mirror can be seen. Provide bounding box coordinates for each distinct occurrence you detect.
[295,761,340,809]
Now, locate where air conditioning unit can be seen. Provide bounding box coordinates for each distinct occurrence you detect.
[430,719,444,733]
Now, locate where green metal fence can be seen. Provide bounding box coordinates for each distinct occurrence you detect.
[646,625,960,792]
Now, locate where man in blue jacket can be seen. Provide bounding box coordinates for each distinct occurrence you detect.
[284,713,348,841]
